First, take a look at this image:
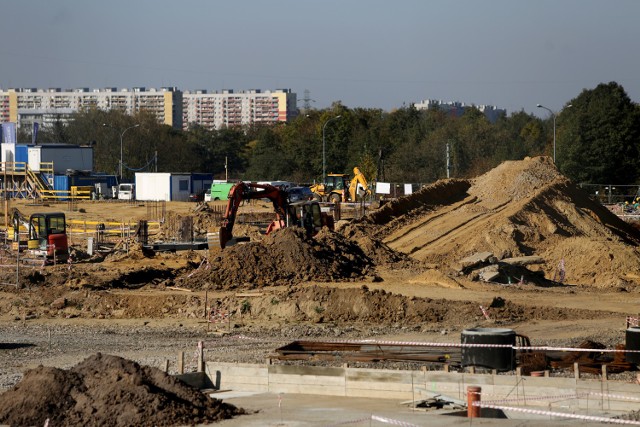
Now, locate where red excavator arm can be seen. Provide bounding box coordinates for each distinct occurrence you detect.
[219,182,289,248]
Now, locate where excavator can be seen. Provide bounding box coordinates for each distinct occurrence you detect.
[310,167,371,203]
[11,208,69,261]
[217,182,334,249]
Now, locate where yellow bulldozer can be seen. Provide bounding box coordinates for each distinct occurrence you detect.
[310,167,371,203]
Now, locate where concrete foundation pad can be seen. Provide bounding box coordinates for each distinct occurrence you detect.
[201,362,640,426]
[212,392,592,426]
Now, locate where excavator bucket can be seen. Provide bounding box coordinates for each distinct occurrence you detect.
[207,226,249,253]
[207,230,222,254]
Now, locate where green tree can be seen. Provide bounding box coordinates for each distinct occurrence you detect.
[557,82,640,184]
[245,126,292,180]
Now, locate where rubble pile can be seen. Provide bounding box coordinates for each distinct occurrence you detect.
[0,353,244,426]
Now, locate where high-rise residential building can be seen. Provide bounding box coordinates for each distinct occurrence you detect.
[0,87,183,129]
[0,86,298,131]
[413,99,506,123]
[182,88,297,130]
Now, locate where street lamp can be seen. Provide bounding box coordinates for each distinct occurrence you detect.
[103,123,140,181]
[536,104,556,163]
[322,115,342,184]
[537,104,572,163]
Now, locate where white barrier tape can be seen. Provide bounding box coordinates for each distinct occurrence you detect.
[326,416,370,426]
[370,415,421,426]
[592,392,640,402]
[472,389,640,404]
[208,309,230,323]
[479,393,583,404]
[223,335,640,354]
[327,415,420,427]
[513,345,640,353]
[474,403,640,425]
[231,334,264,341]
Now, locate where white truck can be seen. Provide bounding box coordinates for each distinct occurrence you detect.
[117,183,135,200]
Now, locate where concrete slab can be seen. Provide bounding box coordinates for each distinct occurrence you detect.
[210,392,595,426]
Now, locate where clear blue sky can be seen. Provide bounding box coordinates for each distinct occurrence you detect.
[1,0,638,116]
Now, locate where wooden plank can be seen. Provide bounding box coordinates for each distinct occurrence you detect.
[269,373,345,387]
[269,365,344,377]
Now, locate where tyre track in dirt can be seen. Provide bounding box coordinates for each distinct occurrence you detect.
[384,196,513,261]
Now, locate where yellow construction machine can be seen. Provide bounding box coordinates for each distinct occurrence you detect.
[11,208,69,261]
[310,167,371,203]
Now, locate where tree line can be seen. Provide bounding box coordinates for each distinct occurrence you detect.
[20,81,640,186]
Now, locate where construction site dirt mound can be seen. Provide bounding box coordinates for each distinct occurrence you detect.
[339,222,417,268]
[377,156,640,287]
[0,353,244,427]
[177,227,375,289]
[215,285,609,327]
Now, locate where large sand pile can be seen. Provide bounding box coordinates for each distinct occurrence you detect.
[379,156,640,287]
[0,353,244,426]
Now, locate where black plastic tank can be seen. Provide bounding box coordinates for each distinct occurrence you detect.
[461,328,516,371]
[625,327,640,364]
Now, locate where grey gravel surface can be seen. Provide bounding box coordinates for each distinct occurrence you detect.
[2,320,638,394]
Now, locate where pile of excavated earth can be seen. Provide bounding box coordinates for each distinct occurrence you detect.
[175,226,411,289]
[0,353,243,426]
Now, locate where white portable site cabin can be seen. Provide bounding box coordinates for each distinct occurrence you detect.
[134,172,192,201]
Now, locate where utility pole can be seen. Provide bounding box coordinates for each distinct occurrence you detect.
[322,115,342,184]
[446,142,451,179]
[102,123,139,181]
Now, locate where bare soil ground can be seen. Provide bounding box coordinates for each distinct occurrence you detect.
[2,156,640,425]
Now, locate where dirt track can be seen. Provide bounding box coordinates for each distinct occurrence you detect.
[2,156,640,425]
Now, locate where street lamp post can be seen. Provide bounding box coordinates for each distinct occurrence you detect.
[322,115,342,184]
[536,104,556,163]
[103,123,140,181]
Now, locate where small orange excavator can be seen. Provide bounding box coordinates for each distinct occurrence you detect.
[217,182,334,249]
[11,208,69,261]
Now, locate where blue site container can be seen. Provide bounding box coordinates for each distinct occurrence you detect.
[15,145,28,163]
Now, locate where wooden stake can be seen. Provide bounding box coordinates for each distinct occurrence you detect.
[178,351,184,374]
[197,341,204,372]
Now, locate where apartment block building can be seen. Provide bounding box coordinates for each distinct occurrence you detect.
[0,86,297,131]
[182,88,297,130]
[414,99,506,123]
